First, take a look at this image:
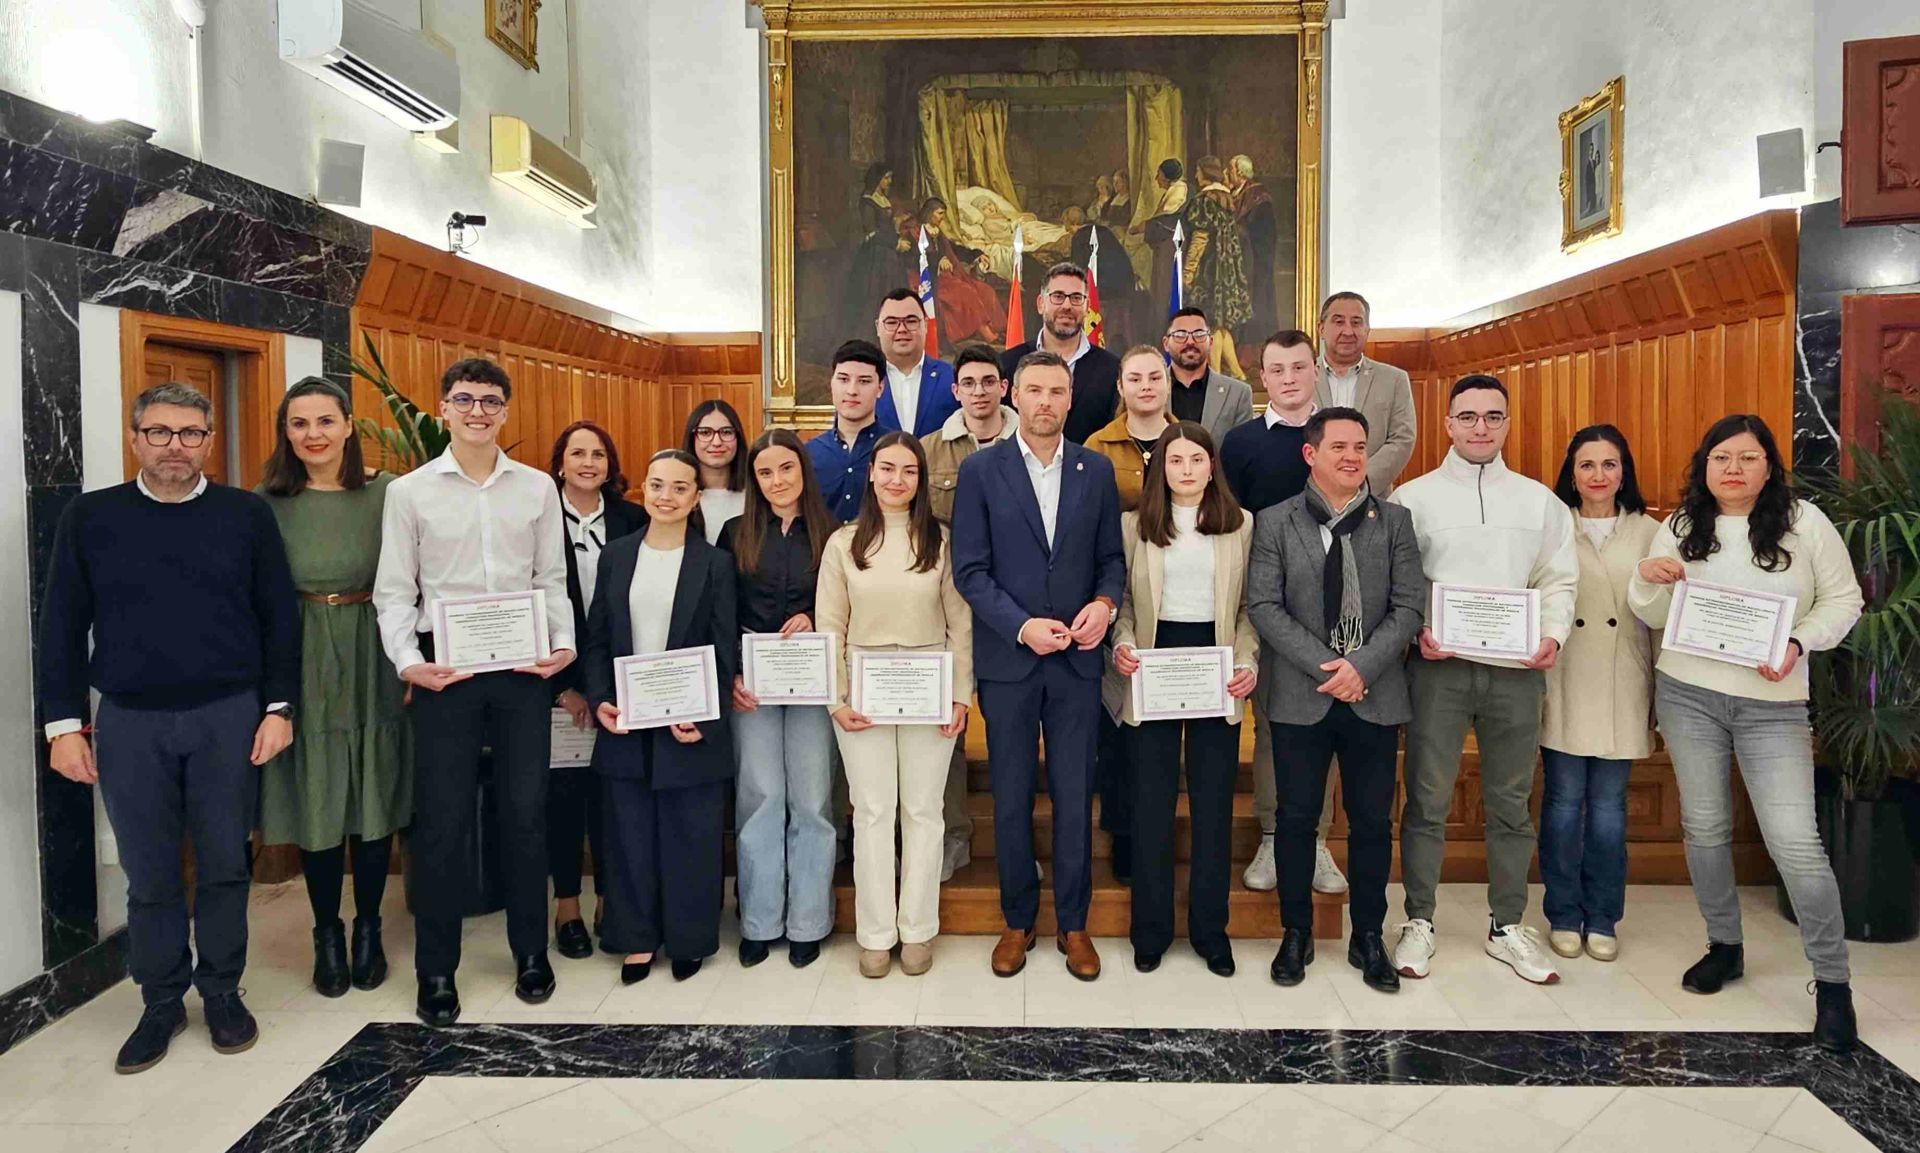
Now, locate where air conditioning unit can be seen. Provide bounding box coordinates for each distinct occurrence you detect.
[278,0,459,131]
[490,116,599,228]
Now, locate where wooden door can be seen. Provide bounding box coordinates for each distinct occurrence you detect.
[1841,292,1920,464]
[1843,34,1920,226]
[135,341,229,485]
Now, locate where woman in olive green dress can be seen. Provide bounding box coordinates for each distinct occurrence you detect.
[257,377,412,997]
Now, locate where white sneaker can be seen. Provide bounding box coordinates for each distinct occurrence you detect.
[940,836,970,883]
[1548,929,1583,959]
[1486,921,1560,984]
[1393,919,1435,979]
[1311,842,1348,894]
[1242,835,1277,891]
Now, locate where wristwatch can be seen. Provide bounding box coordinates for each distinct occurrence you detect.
[265,704,295,722]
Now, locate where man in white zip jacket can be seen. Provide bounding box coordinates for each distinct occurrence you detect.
[1388,375,1578,985]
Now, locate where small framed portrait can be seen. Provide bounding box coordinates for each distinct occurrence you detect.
[487,0,541,71]
[1559,76,1623,251]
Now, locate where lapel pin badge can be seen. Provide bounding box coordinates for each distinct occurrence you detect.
[1076,462,1084,471]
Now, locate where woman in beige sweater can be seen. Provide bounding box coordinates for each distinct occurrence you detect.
[816,432,974,978]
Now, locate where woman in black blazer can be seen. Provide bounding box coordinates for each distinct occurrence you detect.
[548,421,649,959]
[585,449,736,983]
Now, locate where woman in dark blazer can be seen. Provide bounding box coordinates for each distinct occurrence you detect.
[549,421,648,959]
[585,449,736,984]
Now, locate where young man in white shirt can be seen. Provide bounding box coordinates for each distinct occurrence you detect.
[374,358,577,1026]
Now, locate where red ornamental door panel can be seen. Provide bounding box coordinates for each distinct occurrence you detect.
[1843,34,1920,226]
[1840,293,1920,462]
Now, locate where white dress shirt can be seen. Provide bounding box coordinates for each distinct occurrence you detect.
[1159,504,1216,622]
[699,488,745,545]
[886,356,925,434]
[374,448,575,675]
[1264,402,1318,429]
[1016,431,1064,547]
[1322,356,1364,408]
[629,543,683,655]
[564,493,606,610]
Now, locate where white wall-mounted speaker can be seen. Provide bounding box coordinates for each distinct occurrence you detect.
[1756,128,1807,198]
[316,138,365,207]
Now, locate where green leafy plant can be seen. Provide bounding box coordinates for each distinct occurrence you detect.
[351,333,449,473]
[1805,388,1920,800]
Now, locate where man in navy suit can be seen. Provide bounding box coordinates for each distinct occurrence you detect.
[952,350,1126,982]
[874,288,960,438]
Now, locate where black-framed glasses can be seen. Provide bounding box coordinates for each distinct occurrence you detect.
[137,426,212,447]
[1449,412,1508,429]
[694,427,738,442]
[447,393,506,415]
[879,316,923,331]
[1045,291,1088,306]
[1166,329,1209,344]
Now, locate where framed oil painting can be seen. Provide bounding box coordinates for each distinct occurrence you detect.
[755,0,1329,423]
[487,0,541,72]
[1560,76,1624,251]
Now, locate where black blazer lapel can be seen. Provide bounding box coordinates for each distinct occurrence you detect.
[998,440,1053,555]
[663,536,708,651]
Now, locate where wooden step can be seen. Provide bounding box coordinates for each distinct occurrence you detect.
[964,792,1267,862]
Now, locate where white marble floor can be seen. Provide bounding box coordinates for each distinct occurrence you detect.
[2,880,1916,1152]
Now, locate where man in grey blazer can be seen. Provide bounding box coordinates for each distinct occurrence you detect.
[1316,292,1417,496]
[1163,307,1254,448]
[1247,406,1425,993]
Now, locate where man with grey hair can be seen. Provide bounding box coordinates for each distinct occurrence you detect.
[40,381,300,1074]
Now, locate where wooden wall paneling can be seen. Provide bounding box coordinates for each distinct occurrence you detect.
[1840,293,1920,464]
[1842,34,1920,226]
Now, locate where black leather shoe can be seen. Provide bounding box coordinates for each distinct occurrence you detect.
[515,953,556,1004]
[1111,836,1133,887]
[739,938,773,968]
[1681,942,1744,995]
[1813,980,1858,1053]
[1133,949,1162,973]
[621,957,653,985]
[203,992,258,1055]
[312,919,349,998]
[1349,931,1401,993]
[788,939,821,968]
[671,957,703,981]
[115,1002,186,1074]
[555,919,594,960]
[417,975,461,1026]
[351,916,388,991]
[1202,948,1236,978]
[1270,929,1314,986]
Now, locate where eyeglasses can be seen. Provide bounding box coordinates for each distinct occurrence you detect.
[1045,292,1088,306]
[879,316,923,331]
[1448,411,1508,429]
[137,426,212,447]
[1166,329,1210,344]
[447,393,506,415]
[955,377,1002,393]
[1708,451,1767,470]
[694,427,738,442]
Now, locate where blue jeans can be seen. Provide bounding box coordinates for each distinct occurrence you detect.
[1537,748,1630,936]
[733,703,837,943]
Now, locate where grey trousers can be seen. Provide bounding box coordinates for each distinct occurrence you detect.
[1400,658,1545,926]
[1655,672,1849,983]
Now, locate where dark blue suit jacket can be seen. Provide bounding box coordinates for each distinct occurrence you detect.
[874,356,960,440]
[951,436,1126,683]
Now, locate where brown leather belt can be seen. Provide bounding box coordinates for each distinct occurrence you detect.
[299,591,374,606]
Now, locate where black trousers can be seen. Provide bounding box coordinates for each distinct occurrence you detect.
[601,763,726,960]
[979,658,1100,932]
[547,766,604,903]
[1272,703,1399,935]
[95,692,259,1006]
[410,671,551,977]
[1095,711,1131,840]
[1127,620,1240,956]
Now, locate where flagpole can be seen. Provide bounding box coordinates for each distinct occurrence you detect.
[917,226,939,355]
[1168,219,1186,320]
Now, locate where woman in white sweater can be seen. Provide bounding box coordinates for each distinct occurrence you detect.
[1629,414,1863,1052]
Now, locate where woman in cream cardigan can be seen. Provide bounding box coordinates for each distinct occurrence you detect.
[1539,425,1659,964]
[1107,421,1258,977]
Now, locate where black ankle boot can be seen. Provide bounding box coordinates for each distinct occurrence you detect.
[1681,942,1744,994]
[1813,981,1858,1053]
[312,919,349,997]
[351,916,388,991]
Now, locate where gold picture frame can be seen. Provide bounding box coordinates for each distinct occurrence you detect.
[1559,76,1623,252]
[753,0,1329,428]
[486,0,541,72]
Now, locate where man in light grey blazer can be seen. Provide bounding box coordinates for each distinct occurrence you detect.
[1247,406,1425,994]
[1316,292,1417,496]
[1163,307,1254,448]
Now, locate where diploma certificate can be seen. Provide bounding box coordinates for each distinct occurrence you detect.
[1662,579,1797,669]
[850,651,953,726]
[615,646,721,730]
[1130,645,1234,722]
[432,590,550,674]
[742,632,837,706]
[1430,584,1540,661]
[549,708,597,768]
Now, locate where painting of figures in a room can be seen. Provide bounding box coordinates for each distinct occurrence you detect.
[789,35,1300,405]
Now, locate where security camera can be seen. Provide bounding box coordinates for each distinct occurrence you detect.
[449,212,488,228]
[447,212,487,254]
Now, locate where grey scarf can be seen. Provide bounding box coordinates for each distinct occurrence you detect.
[1304,480,1371,655]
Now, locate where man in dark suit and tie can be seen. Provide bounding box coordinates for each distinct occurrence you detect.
[873,288,960,438]
[952,350,1126,981]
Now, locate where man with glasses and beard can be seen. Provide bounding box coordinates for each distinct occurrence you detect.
[998,262,1120,445]
[40,382,300,1073]
[1163,307,1254,448]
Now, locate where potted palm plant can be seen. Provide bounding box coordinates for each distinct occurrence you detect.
[350,334,450,473]
[1783,388,1920,942]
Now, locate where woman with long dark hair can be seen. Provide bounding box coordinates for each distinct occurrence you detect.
[683,399,748,546]
[545,421,648,958]
[846,163,909,332]
[718,429,837,968]
[256,377,410,996]
[1629,414,1864,1051]
[816,432,972,978]
[1539,424,1658,963]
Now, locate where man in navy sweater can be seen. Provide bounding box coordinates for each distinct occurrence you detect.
[40,382,300,1074]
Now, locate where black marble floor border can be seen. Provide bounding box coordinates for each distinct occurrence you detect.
[0,928,126,1056]
[226,1021,1920,1152]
